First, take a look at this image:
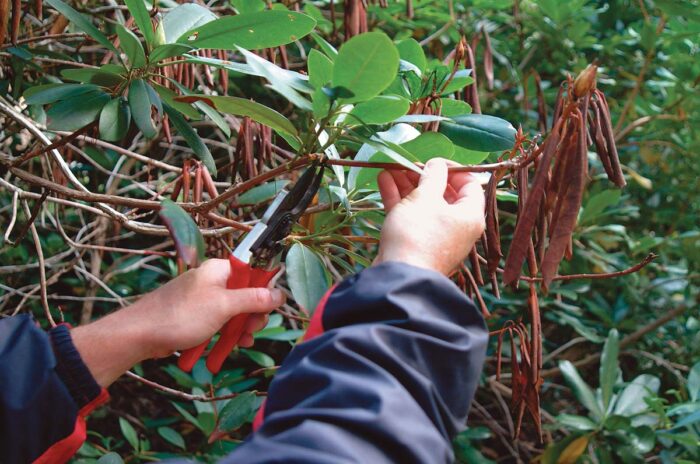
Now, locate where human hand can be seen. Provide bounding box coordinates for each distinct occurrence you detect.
[72,259,285,386]
[374,158,486,275]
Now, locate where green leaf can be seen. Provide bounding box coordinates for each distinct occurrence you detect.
[152,83,201,120]
[157,426,185,450]
[119,417,139,451]
[45,0,117,52]
[97,452,124,464]
[163,3,218,44]
[580,190,622,224]
[688,361,700,402]
[348,95,410,125]
[332,32,400,103]
[99,97,131,142]
[46,90,109,131]
[238,180,289,204]
[177,10,316,50]
[217,392,257,432]
[116,23,146,68]
[231,0,265,13]
[23,83,100,105]
[439,114,516,152]
[236,47,312,110]
[559,360,604,421]
[241,348,275,368]
[128,79,157,139]
[124,0,154,47]
[61,67,125,87]
[175,95,299,140]
[163,104,216,175]
[158,199,206,267]
[308,49,334,88]
[285,243,329,313]
[600,329,620,412]
[254,328,304,341]
[440,98,472,117]
[396,38,426,73]
[310,31,338,59]
[149,43,193,63]
[557,414,597,431]
[613,374,660,416]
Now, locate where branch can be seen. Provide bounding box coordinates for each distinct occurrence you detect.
[125,371,266,401]
[517,253,657,283]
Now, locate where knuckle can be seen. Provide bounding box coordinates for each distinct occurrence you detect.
[251,288,272,307]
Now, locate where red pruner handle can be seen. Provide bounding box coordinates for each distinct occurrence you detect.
[205,255,277,374]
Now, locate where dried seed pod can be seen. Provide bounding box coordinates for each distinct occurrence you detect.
[482,26,494,90]
[573,63,597,99]
[469,247,484,286]
[595,90,626,187]
[10,0,19,43]
[0,0,9,45]
[533,71,547,134]
[485,174,502,273]
[462,40,481,114]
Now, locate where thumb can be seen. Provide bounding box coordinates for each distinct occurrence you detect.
[218,287,286,317]
[417,158,448,199]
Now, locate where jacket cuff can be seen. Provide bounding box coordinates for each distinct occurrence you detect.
[49,324,103,409]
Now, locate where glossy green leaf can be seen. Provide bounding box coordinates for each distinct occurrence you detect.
[600,329,620,412]
[559,360,604,420]
[396,38,426,73]
[451,146,491,165]
[124,0,154,46]
[61,67,125,87]
[149,43,193,62]
[218,392,257,432]
[116,23,146,68]
[175,95,299,140]
[310,31,338,59]
[45,0,117,52]
[152,83,201,120]
[157,426,185,450]
[163,3,218,44]
[128,79,157,139]
[308,49,334,88]
[439,114,516,152]
[46,90,109,131]
[332,32,400,103]
[286,243,329,313]
[238,180,289,204]
[119,417,139,451]
[97,452,124,464]
[613,374,660,416]
[348,95,410,125]
[440,98,472,117]
[164,105,216,175]
[23,83,99,105]
[98,97,131,142]
[556,414,597,431]
[402,132,455,161]
[237,47,313,110]
[158,199,206,267]
[241,349,275,368]
[231,0,265,13]
[177,10,316,50]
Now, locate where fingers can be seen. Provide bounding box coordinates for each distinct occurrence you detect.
[417,158,448,199]
[378,171,401,212]
[451,176,486,220]
[389,169,418,197]
[238,313,269,348]
[218,287,285,319]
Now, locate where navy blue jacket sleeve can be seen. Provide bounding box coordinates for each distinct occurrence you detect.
[224,262,488,464]
[0,314,108,464]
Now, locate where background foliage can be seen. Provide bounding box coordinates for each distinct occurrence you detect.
[0,0,698,462]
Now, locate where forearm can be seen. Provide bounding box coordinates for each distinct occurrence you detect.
[70,301,153,387]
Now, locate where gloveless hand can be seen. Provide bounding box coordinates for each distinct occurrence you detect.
[71,259,285,386]
[375,158,486,276]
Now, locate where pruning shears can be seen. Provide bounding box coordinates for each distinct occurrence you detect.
[178,161,325,374]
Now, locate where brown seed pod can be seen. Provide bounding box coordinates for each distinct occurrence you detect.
[10,0,19,43]
[462,40,481,114]
[482,26,494,90]
[485,173,502,273]
[0,0,9,45]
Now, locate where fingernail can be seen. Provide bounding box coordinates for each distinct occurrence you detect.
[270,289,285,304]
